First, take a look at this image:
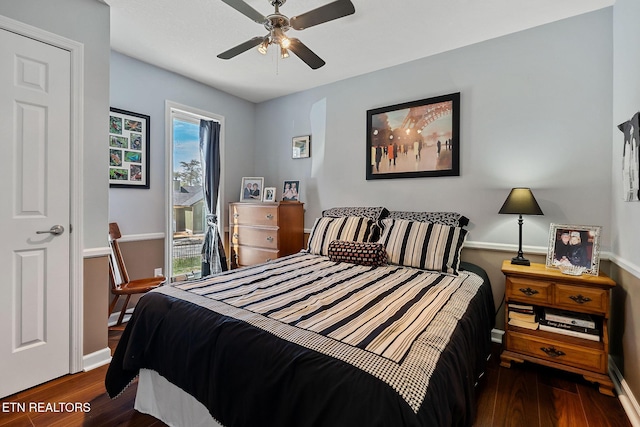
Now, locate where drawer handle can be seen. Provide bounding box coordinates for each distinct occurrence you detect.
[266,236,274,242]
[569,294,592,304]
[518,287,539,297]
[266,258,272,262]
[233,233,239,239]
[266,214,274,220]
[233,213,239,219]
[540,347,566,358]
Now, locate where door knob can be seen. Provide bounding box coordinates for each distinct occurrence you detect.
[36,225,65,236]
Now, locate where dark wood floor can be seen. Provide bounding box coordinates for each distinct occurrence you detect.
[0,328,631,427]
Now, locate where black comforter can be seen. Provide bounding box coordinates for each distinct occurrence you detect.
[106,256,494,427]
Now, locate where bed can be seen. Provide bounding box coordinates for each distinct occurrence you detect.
[106,208,495,427]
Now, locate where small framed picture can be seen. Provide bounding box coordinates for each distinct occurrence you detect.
[263,187,276,202]
[546,223,602,276]
[292,135,310,159]
[282,180,300,202]
[240,177,264,202]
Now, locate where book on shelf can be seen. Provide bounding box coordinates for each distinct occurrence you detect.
[538,318,600,336]
[508,303,535,313]
[543,308,596,329]
[539,324,600,341]
[508,318,539,330]
[508,310,537,323]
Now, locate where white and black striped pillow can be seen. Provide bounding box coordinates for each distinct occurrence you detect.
[307,216,375,256]
[378,218,467,275]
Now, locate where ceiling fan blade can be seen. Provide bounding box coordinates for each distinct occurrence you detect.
[217,36,264,59]
[288,38,326,69]
[290,0,355,30]
[220,0,265,24]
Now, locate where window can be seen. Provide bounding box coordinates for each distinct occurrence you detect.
[166,102,224,281]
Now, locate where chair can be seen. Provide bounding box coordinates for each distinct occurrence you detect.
[108,222,166,325]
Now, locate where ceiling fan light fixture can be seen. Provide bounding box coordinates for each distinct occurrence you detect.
[280,46,289,59]
[280,36,291,49]
[257,37,269,55]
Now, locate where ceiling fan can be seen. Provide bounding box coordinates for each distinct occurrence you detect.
[217,0,355,69]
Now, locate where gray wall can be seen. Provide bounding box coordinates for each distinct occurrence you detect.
[611,0,640,406]
[109,51,256,234]
[254,10,614,253]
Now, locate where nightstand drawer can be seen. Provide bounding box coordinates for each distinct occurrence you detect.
[508,331,606,372]
[505,277,553,304]
[554,284,608,314]
[231,205,279,227]
[231,226,279,250]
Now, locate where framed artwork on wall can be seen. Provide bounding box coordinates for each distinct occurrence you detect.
[546,223,601,276]
[366,92,460,180]
[292,135,310,159]
[109,108,150,188]
[240,177,264,202]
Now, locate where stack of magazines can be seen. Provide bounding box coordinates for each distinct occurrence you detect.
[508,303,538,330]
[539,308,600,341]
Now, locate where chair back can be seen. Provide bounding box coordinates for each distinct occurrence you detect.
[108,222,130,288]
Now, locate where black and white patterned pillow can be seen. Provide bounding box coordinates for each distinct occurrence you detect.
[327,240,387,267]
[387,211,469,227]
[378,218,467,275]
[322,206,389,221]
[307,216,375,256]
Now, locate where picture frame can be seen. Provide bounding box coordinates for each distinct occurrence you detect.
[240,177,264,202]
[546,223,602,276]
[263,187,276,203]
[109,108,150,188]
[292,135,311,159]
[282,180,300,202]
[366,92,460,180]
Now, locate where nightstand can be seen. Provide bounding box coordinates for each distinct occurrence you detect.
[500,260,616,395]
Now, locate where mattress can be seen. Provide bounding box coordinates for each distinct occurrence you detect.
[106,252,494,426]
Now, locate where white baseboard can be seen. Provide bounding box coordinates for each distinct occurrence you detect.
[108,308,134,327]
[83,347,111,371]
[610,357,640,427]
[491,328,504,344]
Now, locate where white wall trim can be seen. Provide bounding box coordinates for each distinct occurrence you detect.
[84,246,111,258]
[608,252,640,280]
[0,14,85,375]
[491,328,505,344]
[83,348,111,372]
[610,357,640,427]
[118,232,166,243]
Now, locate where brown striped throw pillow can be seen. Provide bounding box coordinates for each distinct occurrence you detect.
[327,240,387,267]
[378,218,467,274]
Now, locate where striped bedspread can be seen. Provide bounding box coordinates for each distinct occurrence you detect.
[174,252,485,412]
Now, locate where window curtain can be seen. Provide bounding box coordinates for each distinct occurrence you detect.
[200,120,227,276]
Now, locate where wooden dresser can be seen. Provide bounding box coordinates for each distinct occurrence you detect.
[500,260,616,395]
[229,202,304,269]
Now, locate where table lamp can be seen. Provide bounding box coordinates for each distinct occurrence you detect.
[499,188,543,266]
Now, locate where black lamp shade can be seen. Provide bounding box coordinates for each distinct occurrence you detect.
[499,188,543,216]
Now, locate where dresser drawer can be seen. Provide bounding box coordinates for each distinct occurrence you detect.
[230,226,279,250]
[230,204,279,227]
[554,284,608,314]
[508,331,606,373]
[505,277,553,304]
[234,246,279,267]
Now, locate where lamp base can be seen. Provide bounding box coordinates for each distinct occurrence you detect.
[511,256,530,266]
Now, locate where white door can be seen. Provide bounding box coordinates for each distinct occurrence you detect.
[0,28,71,398]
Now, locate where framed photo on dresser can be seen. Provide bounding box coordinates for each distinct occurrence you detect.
[240,177,264,202]
[546,223,601,276]
[282,180,300,202]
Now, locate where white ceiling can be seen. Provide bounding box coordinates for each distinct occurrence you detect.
[106,0,613,103]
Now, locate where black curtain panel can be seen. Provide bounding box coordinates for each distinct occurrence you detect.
[200,120,227,276]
